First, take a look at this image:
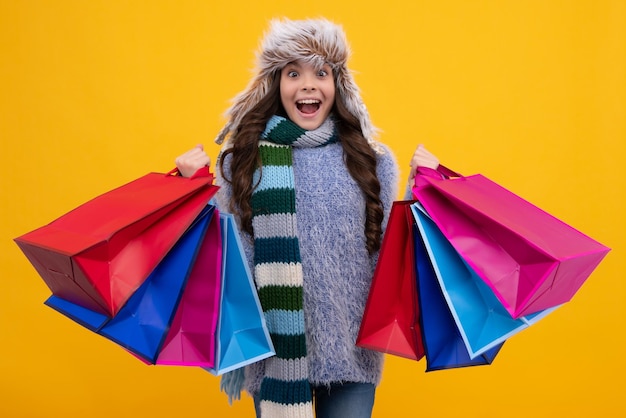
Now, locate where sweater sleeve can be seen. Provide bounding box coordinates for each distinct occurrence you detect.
[403,184,414,201]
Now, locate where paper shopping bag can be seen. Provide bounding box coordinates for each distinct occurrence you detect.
[412,202,555,364]
[204,212,275,375]
[356,201,425,361]
[16,167,218,316]
[44,205,216,362]
[413,222,502,371]
[412,167,610,318]
[156,206,223,367]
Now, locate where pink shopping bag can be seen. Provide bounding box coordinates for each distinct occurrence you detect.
[155,207,223,367]
[412,166,610,318]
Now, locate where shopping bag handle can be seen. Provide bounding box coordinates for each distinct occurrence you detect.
[166,166,215,182]
[413,164,463,189]
[416,164,462,180]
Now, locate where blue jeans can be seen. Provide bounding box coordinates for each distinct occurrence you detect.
[254,382,376,417]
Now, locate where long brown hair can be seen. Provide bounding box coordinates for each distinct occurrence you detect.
[218,71,384,255]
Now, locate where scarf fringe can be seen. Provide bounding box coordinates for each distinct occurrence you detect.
[220,368,245,405]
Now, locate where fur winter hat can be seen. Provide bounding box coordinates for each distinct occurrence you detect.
[214,17,382,153]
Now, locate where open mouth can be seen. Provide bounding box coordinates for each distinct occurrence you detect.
[296,99,321,114]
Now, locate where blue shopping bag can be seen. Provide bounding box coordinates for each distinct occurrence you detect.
[204,212,275,375]
[411,202,556,362]
[413,222,502,371]
[45,205,216,363]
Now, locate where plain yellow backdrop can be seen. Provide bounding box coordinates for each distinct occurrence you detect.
[1,1,624,417]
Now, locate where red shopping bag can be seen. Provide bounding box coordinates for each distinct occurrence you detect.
[356,201,425,361]
[43,204,217,363]
[412,166,611,318]
[15,167,219,317]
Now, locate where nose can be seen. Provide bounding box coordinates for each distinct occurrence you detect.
[300,73,316,91]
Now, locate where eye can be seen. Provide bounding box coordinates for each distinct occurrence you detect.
[287,70,298,78]
[317,69,329,77]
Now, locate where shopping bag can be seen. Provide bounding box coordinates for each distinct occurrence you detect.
[412,202,555,362]
[356,201,425,361]
[412,166,610,318]
[15,167,219,316]
[156,206,223,367]
[204,212,275,375]
[44,205,216,363]
[413,222,502,371]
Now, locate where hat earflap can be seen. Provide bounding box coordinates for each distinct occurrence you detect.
[215,74,273,145]
[335,67,382,154]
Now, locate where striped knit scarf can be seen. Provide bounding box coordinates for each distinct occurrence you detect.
[252,115,338,417]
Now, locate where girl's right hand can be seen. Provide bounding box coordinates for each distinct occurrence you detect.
[175,144,211,178]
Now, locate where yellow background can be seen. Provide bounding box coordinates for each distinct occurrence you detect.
[1,1,624,417]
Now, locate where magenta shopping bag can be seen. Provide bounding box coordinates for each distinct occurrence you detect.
[412,166,610,318]
[156,207,223,367]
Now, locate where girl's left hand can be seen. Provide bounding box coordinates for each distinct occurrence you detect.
[408,144,440,186]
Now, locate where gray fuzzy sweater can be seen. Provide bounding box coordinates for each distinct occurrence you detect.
[215,140,400,395]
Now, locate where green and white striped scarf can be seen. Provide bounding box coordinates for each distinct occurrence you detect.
[253,115,338,417]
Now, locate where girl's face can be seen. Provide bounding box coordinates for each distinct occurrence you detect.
[280,60,336,131]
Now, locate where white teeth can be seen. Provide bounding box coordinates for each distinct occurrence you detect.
[297,99,320,104]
